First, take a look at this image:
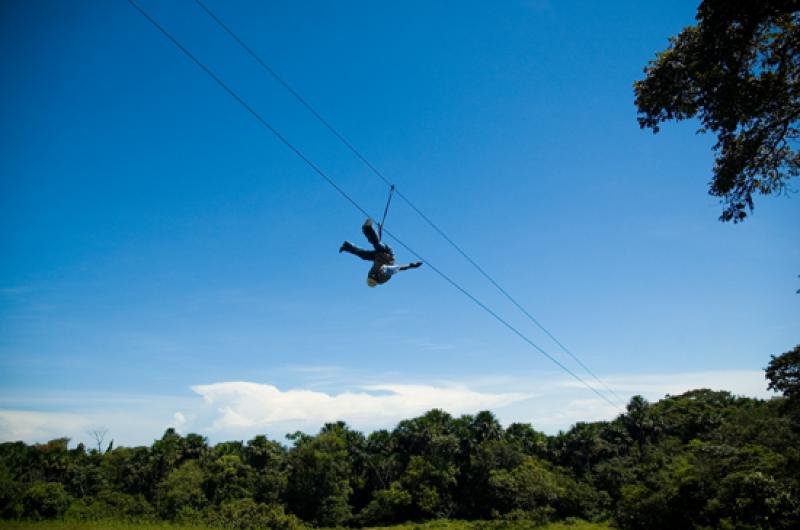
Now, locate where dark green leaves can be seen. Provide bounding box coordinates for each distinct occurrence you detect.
[634,0,800,222]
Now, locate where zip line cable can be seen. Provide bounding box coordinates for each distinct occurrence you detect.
[192,0,394,189]
[378,185,395,241]
[191,0,626,408]
[126,0,623,412]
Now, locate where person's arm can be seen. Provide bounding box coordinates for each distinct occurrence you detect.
[398,261,423,271]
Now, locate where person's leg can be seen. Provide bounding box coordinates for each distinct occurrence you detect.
[340,241,376,261]
[362,219,383,250]
[362,219,395,262]
[374,250,395,266]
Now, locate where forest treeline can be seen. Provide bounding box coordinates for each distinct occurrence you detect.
[1,348,799,530]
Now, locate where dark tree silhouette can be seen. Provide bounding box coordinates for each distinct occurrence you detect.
[766,344,800,400]
[634,0,800,222]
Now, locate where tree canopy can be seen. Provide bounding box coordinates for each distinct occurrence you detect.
[634,0,800,222]
[767,344,800,401]
[1,357,799,529]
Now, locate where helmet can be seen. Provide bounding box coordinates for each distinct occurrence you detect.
[367,277,378,288]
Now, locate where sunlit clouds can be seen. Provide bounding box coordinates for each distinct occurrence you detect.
[190,381,532,432]
[0,368,775,446]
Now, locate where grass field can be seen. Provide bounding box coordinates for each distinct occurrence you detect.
[369,520,612,530]
[0,519,613,530]
[0,522,194,530]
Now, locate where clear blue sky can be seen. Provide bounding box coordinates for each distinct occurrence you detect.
[1,0,797,446]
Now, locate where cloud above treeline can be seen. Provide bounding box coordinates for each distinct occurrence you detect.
[190,382,532,432]
[0,369,775,446]
[0,410,90,442]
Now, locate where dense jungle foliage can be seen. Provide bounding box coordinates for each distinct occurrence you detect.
[1,347,799,529]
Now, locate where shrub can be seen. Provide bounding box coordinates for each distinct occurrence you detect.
[22,482,72,519]
[207,498,305,530]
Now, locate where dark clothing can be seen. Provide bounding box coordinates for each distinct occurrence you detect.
[363,222,394,261]
[368,262,393,285]
[339,241,377,262]
[341,222,396,285]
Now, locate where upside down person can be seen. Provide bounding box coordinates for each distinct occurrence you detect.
[339,219,422,287]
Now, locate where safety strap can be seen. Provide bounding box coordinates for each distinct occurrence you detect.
[378,185,396,241]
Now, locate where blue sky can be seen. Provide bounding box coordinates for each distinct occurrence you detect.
[1,0,798,446]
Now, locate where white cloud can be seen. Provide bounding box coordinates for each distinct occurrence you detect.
[0,410,90,442]
[558,369,771,400]
[0,392,197,447]
[539,398,620,425]
[173,412,187,427]
[190,382,532,434]
[0,369,776,446]
[509,369,774,433]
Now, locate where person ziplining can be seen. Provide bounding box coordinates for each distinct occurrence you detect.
[127,0,624,409]
[340,219,422,287]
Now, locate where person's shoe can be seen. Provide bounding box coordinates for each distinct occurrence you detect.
[409,261,423,268]
[363,218,373,228]
[339,241,350,253]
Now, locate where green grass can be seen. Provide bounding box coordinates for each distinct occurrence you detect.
[362,520,612,530]
[0,521,612,530]
[0,522,205,530]
[535,523,611,530]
